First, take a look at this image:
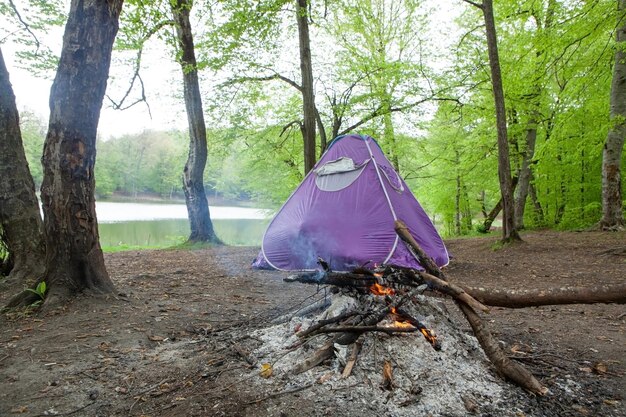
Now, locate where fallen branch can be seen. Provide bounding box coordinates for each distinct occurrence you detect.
[341,339,363,378]
[406,270,490,313]
[463,283,626,307]
[395,219,548,395]
[297,310,361,338]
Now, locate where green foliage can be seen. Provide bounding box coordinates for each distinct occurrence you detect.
[0,0,65,76]
[0,226,9,278]
[19,112,46,188]
[25,281,46,302]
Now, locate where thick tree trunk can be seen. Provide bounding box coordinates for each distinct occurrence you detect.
[172,0,219,243]
[296,0,317,174]
[0,48,45,287]
[600,0,626,231]
[464,284,626,308]
[38,0,123,304]
[482,0,521,242]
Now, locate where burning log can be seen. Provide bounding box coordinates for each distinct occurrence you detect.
[463,283,626,308]
[284,271,376,290]
[395,219,548,396]
[393,306,441,351]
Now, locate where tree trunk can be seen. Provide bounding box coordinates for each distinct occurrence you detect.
[296,0,317,174]
[38,0,123,305]
[528,178,545,224]
[600,0,626,231]
[172,0,219,243]
[0,48,45,287]
[515,1,555,230]
[482,0,521,242]
[513,121,537,229]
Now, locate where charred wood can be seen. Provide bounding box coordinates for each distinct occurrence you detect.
[297,310,362,338]
[314,325,419,335]
[284,271,376,290]
[341,339,363,378]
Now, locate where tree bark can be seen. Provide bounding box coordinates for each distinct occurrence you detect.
[0,48,45,287]
[172,0,219,243]
[296,0,317,174]
[37,0,123,305]
[600,0,626,231]
[464,284,626,308]
[482,0,521,242]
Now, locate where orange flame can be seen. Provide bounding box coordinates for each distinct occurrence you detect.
[370,283,395,296]
[420,327,438,345]
[393,320,415,329]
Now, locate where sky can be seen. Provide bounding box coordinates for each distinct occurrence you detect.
[2,0,463,140]
[4,42,188,139]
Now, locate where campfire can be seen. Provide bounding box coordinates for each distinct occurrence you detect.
[239,220,549,415]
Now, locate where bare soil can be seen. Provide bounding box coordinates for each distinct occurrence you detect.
[0,230,624,417]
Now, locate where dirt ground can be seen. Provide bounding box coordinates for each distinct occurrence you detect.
[0,230,624,417]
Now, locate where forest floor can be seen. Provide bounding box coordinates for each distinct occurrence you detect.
[0,230,625,417]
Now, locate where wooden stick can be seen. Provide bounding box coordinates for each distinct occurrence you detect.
[297,310,361,338]
[394,220,444,278]
[315,325,419,335]
[341,340,363,378]
[395,219,548,396]
[293,340,336,374]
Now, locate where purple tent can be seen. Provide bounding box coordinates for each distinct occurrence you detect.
[253,134,449,271]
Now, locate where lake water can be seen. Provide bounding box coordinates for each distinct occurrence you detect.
[96,202,271,248]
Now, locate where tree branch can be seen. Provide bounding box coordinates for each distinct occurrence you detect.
[8,0,40,53]
[222,73,302,92]
[461,0,484,9]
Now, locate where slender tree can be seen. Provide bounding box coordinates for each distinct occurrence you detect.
[464,0,520,242]
[171,0,220,243]
[513,0,556,230]
[0,47,45,287]
[600,0,626,230]
[296,0,317,173]
[9,0,125,307]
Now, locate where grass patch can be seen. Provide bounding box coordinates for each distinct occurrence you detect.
[102,243,174,253]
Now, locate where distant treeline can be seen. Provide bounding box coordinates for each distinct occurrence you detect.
[19,111,623,238]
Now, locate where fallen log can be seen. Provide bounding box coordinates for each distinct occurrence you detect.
[395,219,548,396]
[463,283,626,308]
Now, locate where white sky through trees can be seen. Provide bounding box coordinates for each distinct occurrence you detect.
[2,0,462,139]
